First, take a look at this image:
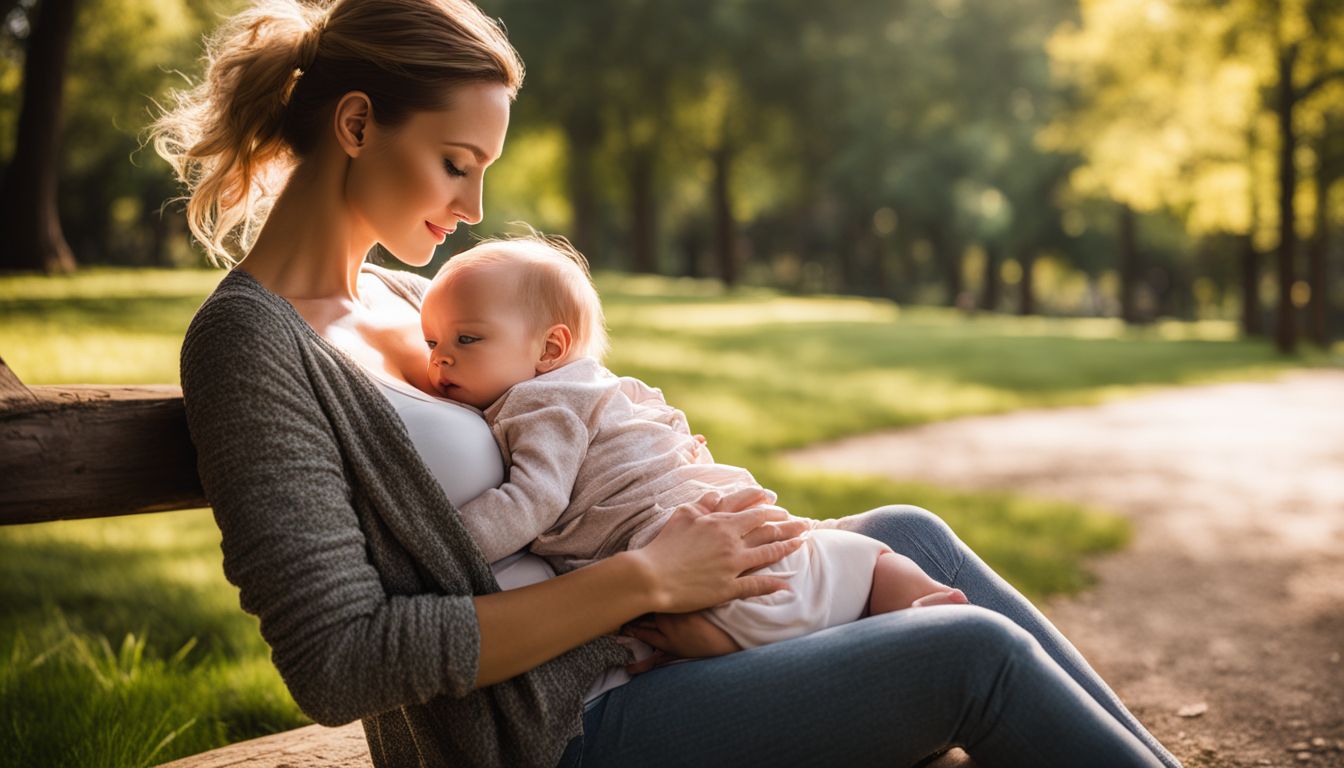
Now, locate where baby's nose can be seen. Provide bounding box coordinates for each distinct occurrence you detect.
[436,355,455,367]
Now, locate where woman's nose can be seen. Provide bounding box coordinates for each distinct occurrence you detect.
[454,177,484,225]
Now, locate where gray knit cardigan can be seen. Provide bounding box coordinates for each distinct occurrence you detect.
[179,265,629,767]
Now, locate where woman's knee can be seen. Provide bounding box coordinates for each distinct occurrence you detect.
[952,605,1038,658]
[904,606,1042,687]
[844,505,964,579]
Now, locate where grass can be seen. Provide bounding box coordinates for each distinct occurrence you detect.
[1,267,1332,766]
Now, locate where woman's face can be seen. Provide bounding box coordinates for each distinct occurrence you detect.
[345,82,511,267]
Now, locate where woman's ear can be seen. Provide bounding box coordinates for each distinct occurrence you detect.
[536,324,574,373]
[334,91,373,157]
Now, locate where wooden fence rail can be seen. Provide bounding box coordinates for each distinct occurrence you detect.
[0,357,205,525]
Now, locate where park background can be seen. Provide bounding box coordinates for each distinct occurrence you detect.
[1,0,1341,766]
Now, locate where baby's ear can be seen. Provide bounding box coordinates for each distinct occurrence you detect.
[537,324,574,373]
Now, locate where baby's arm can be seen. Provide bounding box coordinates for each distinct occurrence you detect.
[456,404,589,562]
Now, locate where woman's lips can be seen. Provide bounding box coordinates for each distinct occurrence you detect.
[425,221,452,242]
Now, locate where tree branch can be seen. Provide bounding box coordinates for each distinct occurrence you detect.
[1297,67,1344,102]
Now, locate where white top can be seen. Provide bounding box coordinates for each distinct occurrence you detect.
[365,370,635,702]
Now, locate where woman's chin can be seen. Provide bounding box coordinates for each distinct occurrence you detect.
[378,241,437,268]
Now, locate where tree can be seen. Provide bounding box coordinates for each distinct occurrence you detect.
[0,0,78,273]
[1047,0,1344,347]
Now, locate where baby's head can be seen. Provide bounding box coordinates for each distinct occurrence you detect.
[421,234,607,409]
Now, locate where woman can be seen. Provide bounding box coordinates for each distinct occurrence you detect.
[153,1,1181,766]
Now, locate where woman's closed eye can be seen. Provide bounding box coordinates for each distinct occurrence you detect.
[443,158,468,178]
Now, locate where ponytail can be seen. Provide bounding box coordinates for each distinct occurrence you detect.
[151,0,523,267]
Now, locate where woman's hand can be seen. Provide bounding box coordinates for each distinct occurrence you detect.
[628,486,808,615]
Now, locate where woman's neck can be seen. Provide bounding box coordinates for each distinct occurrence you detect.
[239,152,375,302]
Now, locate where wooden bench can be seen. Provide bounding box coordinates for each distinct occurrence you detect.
[1,355,974,768]
[0,357,371,767]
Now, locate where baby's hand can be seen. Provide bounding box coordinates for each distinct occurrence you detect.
[622,611,741,670]
[692,434,707,445]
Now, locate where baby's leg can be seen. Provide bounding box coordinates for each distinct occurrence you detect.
[867,551,968,615]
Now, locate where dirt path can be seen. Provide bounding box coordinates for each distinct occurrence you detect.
[784,371,1344,767]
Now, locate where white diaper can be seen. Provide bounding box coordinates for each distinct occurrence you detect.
[702,528,891,649]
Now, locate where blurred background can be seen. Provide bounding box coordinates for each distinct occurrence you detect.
[2,0,1342,352]
[2,1,1342,766]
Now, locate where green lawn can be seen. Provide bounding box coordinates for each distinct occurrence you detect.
[1,267,1330,766]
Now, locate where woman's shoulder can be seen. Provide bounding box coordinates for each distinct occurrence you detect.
[187,269,298,334]
[181,269,309,376]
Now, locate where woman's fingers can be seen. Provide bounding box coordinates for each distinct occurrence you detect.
[709,486,776,514]
[740,536,805,576]
[740,517,809,548]
[733,574,793,601]
[714,503,792,536]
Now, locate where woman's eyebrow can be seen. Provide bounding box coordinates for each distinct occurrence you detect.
[442,141,487,164]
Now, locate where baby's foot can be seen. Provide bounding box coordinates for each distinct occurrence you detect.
[911,588,969,608]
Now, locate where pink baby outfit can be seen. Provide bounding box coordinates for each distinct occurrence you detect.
[456,357,889,648]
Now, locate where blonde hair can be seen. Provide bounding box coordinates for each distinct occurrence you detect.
[437,234,610,363]
[151,0,524,267]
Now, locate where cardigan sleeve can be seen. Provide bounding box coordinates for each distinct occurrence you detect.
[180,293,481,725]
[455,387,591,563]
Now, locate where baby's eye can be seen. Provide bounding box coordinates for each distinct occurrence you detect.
[425,339,437,350]
[458,335,480,345]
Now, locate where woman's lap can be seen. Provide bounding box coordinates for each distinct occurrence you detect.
[573,604,1159,767]
[846,506,1180,767]
[566,505,1178,768]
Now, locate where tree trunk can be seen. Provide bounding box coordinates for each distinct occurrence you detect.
[873,236,891,300]
[711,143,736,287]
[564,116,601,262]
[893,235,916,304]
[1241,121,1263,337]
[627,148,658,274]
[1308,120,1337,348]
[1274,44,1299,353]
[980,243,1000,312]
[678,226,703,279]
[1308,181,1332,348]
[836,217,865,294]
[1018,252,1036,316]
[79,158,117,264]
[1240,235,1263,337]
[0,0,79,274]
[1118,203,1141,324]
[932,223,961,306]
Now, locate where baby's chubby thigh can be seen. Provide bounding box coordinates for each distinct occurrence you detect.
[702,528,890,649]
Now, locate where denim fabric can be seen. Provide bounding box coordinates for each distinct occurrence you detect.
[560,505,1180,768]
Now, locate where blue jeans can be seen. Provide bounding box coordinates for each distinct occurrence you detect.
[559,506,1181,768]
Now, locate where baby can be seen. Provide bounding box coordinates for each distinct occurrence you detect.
[419,234,967,654]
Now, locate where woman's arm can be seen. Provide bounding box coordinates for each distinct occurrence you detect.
[473,497,807,687]
[184,297,492,724]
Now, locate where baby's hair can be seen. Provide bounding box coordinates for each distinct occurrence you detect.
[150,0,524,267]
[437,233,609,363]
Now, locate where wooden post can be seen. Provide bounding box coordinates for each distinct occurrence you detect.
[0,357,206,524]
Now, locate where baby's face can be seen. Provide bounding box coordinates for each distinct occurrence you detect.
[421,265,546,409]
